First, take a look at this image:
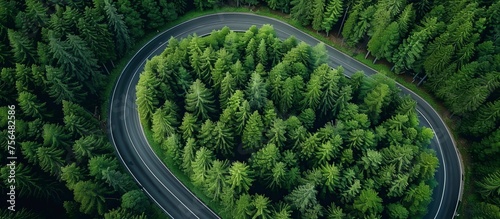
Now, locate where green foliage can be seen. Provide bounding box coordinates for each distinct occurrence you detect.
[73,181,109,215]
[121,190,150,213]
[285,183,318,214]
[227,161,254,194]
[242,111,265,150]
[321,0,343,36]
[185,79,216,120]
[138,26,437,219]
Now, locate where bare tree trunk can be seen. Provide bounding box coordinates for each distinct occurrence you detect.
[338,5,350,37]
[412,72,419,83]
[102,63,109,74]
[365,50,370,59]
[417,74,427,86]
[390,65,395,72]
[373,57,378,64]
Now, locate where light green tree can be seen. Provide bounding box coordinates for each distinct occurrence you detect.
[185,79,216,120]
[227,161,254,194]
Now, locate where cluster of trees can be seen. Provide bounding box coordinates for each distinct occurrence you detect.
[187,0,499,217]
[314,0,500,217]
[0,0,188,218]
[138,25,439,218]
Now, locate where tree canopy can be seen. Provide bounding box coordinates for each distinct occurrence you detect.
[139,25,438,219]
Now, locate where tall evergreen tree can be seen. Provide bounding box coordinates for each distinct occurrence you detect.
[226,161,254,194]
[63,100,100,136]
[103,0,130,56]
[73,181,109,215]
[18,91,49,119]
[321,0,344,36]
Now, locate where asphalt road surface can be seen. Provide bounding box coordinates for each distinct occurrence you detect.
[107,13,462,219]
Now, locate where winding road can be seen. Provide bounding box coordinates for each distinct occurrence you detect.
[107,13,462,219]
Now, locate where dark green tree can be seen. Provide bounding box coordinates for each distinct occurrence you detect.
[73,181,109,215]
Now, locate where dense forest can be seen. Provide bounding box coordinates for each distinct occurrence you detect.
[1,0,499,218]
[137,25,439,218]
[0,0,187,218]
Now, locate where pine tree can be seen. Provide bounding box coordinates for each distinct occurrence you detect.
[182,138,197,176]
[7,29,37,64]
[257,39,268,67]
[63,100,100,136]
[191,147,214,187]
[140,0,165,29]
[264,162,287,189]
[152,100,179,143]
[231,60,248,89]
[250,143,281,179]
[311,0,326,31]
[42,123,71,149]
[117,0,145,40]
[104,0,131,56]
[461,100,500,137]
[361,83,389,124]
[477,170,500,198]
[404,182,432,216]
[77,7,115,64]
[101,169,135,193]
[290,0,313,26]
[49,33,102,93]
[353,188,383,215]
[45,65,86,104]
[315,135,342,166]
[37,146,65,176]
[266,119,287,148]
[346,5,375,47]
[73,181,109,215]
[252,194,272,219]
[88,155,119,179]
[242,111,265,150]
[121,190,150,214]
[233,193,253,218]
[285,183,318,214]
[219,72,236,109]
[321,0,343,36]
[235,100,251,135]
[60,163,85,190]
[136,69,159,127]
[301,73,322,110]
[213,121,234,156]
[226,161,254,194]
[18,91,48,119]
[386,203,409,219]
[185,79,216,120]
[179,113,199,141]
[205,159,229,200]
[20,141,40,164]
[73,135,109,162]
[246,72,268,111]
[320,163,340,193]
